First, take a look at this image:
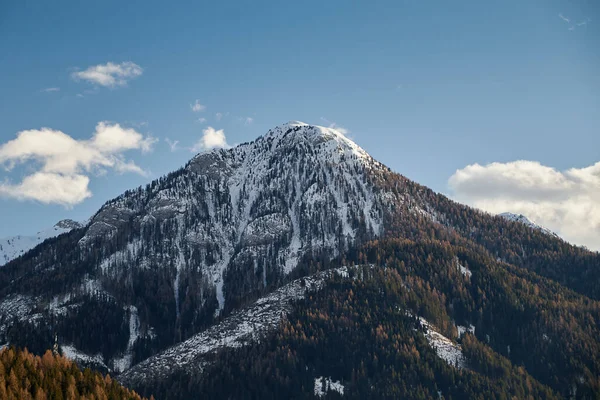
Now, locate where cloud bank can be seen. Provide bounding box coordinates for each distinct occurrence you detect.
[0,122,155,206]
[449,160,600,251]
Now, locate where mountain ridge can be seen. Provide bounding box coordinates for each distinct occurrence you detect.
[0,219,83,267]
[499,212,559,238]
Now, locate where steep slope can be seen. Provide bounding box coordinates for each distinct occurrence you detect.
[499,212,558,238]
[0,219,82,266]
[128,265,567,400]
[119,266,353,387]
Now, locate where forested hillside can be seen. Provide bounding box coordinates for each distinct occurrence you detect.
[0,347,148,399]
[135,265,579,399]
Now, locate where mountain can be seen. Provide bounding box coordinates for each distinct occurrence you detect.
[0,121,598,398]
[0,121,392,372]
[0,219,83,266]
[499,212,559,238]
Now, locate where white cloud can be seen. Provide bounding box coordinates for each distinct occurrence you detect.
[0,173,91,206]
[320,117,350,135]
[0,122,155,206]
[191,127,230,153]
[449,160,600,251]
[559,13,570,23]
[71,62,143,87]
[91,122,155,154]
[191,100,206,112]
[215,112,223,121]
[41,87,60,93]
[198,117,207,124]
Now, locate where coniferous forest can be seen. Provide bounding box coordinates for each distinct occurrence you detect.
[0,347,147,400]
[132,239,600,399]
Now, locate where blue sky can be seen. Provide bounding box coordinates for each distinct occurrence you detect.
[0,0,599,248]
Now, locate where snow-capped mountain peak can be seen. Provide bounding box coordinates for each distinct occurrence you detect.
[80,121,389,317]
[0,219,83,266]
[261,121,370,161]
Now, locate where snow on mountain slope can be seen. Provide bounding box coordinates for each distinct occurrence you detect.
[86,121,391,313]
[0,219,82,266]
[499,212,558,238]
[314,377,345,397]
[118,266,353,387]
[61,345,107,370]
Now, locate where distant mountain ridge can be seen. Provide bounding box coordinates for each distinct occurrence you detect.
[0,219,83,266]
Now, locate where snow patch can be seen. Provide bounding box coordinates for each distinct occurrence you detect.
[455,257,472,278]
[314,376,345,397]
[456,323,475,338]
[418,317,466,369]
[0,294,35,322]
[112,305,140,373]
[61,344,106,369]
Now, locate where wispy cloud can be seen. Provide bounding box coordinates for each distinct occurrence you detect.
[190,100,206,112]
[165,138,180,152]
[558,13,591,31]
[198,117,207,124]
[577,18,591,27]
[320,117,350,136]
[236,116,254,125]
[41,87,60,93]
[215,112,223,121]
[71,61,143,88]
[0,122,155,206]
